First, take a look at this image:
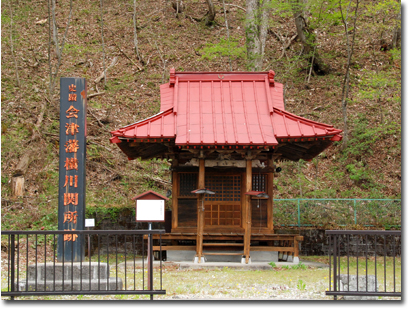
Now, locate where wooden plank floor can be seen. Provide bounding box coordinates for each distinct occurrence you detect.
[149,232,302,259]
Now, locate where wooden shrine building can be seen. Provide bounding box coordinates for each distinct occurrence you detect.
[110,69,342,264]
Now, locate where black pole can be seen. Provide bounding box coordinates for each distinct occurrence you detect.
[88,227,91,261]
[148,223,153,300]
[333,235,337,300]
[10,234,15,300]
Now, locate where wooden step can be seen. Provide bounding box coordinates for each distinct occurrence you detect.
[203,252,243,256]
[203,243,244,247]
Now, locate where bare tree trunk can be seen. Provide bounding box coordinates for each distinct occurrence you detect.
[100,0,107,88]
[298,161,303,198]
[392,6,401,49]
[340,0,360,150]
[245,0,270,71]
[48,0,53,98]
[133,0,142,63]
[48,0,73,97]
[7,0,20,88]
[52,0,60,58]
[222,0,232,71]
[171,1,184,17]
[292,0,330,75]
[205,0,216,26]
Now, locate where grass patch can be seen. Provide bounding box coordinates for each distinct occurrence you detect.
[1,256,401,300]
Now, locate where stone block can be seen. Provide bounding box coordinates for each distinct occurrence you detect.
[27,262,110,281]
[17,278,123,292]
[338,274,378,300]
[18,262,123,292]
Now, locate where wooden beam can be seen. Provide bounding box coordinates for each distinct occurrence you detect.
[250,246,295,252]
[202,243,244,246]
[203,252,243,256]
[153,246,195,251]
[267,156,274,231]
[243,158,252,263]
[195,158,205,262]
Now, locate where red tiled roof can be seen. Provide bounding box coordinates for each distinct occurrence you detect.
[110,70,342,146]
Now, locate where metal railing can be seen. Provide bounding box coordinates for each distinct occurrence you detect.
[274,199,401,228]
[1,230,166,300]
[325,230,401,300]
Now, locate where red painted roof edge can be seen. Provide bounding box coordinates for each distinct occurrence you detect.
[110,107,175,137]
[273,107,343,134]
[131,190,169,201]
[173,71,276,82]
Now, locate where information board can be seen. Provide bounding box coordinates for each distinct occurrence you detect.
[136,200,165,222]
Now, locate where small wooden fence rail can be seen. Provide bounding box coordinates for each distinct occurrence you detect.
[1,230,166,300]
[325,230,401,300]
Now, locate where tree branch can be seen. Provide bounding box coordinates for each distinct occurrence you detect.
[225,3,246,12]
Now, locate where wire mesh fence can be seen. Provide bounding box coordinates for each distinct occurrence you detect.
[273,199,401,229]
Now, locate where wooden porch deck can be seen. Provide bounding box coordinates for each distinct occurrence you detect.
[149,232,303,260]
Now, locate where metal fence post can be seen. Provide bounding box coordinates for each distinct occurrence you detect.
[354,199,357,225]
[10,234,15,300]
[297,199,301,228]
[333,234,337,300]
[148,223,154,300]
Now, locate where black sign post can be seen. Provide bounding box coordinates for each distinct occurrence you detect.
[58,77,87,262]
[133,191,167,300]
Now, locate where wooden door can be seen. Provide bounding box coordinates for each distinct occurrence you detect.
[203,174,241,227]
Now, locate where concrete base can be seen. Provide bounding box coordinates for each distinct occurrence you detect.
[338,274,378,300]
[241,256,251,264]
[166,250,278,263]
[193,256,206,263]
[278,252,299,263]
[167,250,197,262]
[17,262,122,291]
[17,278,123,292]
[26,262,110,280]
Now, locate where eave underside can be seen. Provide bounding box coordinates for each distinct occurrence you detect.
[115,137,335,162]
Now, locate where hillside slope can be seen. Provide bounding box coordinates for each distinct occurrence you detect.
[1,0,401,230]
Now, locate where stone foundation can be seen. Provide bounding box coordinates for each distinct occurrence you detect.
[17,262,123,292]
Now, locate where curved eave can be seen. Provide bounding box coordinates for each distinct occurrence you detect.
[110,107,175,140]
[272,107,343,140]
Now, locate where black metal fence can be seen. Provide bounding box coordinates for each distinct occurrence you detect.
[1,230,166,300]
[325,230,401,300]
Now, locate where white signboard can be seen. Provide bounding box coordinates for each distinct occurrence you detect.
[136,199,165,222]
[85,218,95,227]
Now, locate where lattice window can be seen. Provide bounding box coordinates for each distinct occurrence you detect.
[179,173,198,197]
[204,175,241,201]
[205,204,241,226]
[252,174,267,192]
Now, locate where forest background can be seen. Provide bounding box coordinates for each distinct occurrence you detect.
[0,0,402,231]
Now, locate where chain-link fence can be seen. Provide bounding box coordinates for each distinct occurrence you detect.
[273,199,401,229]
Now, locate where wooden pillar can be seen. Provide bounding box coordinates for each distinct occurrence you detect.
[171,156,179,231]
[171,171,178,231]
[294,236,303,261]
[267,156,274,231]
[243,158,252,264]
[195,158,205,262]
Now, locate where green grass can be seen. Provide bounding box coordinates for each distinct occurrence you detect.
[1,255,401,300]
